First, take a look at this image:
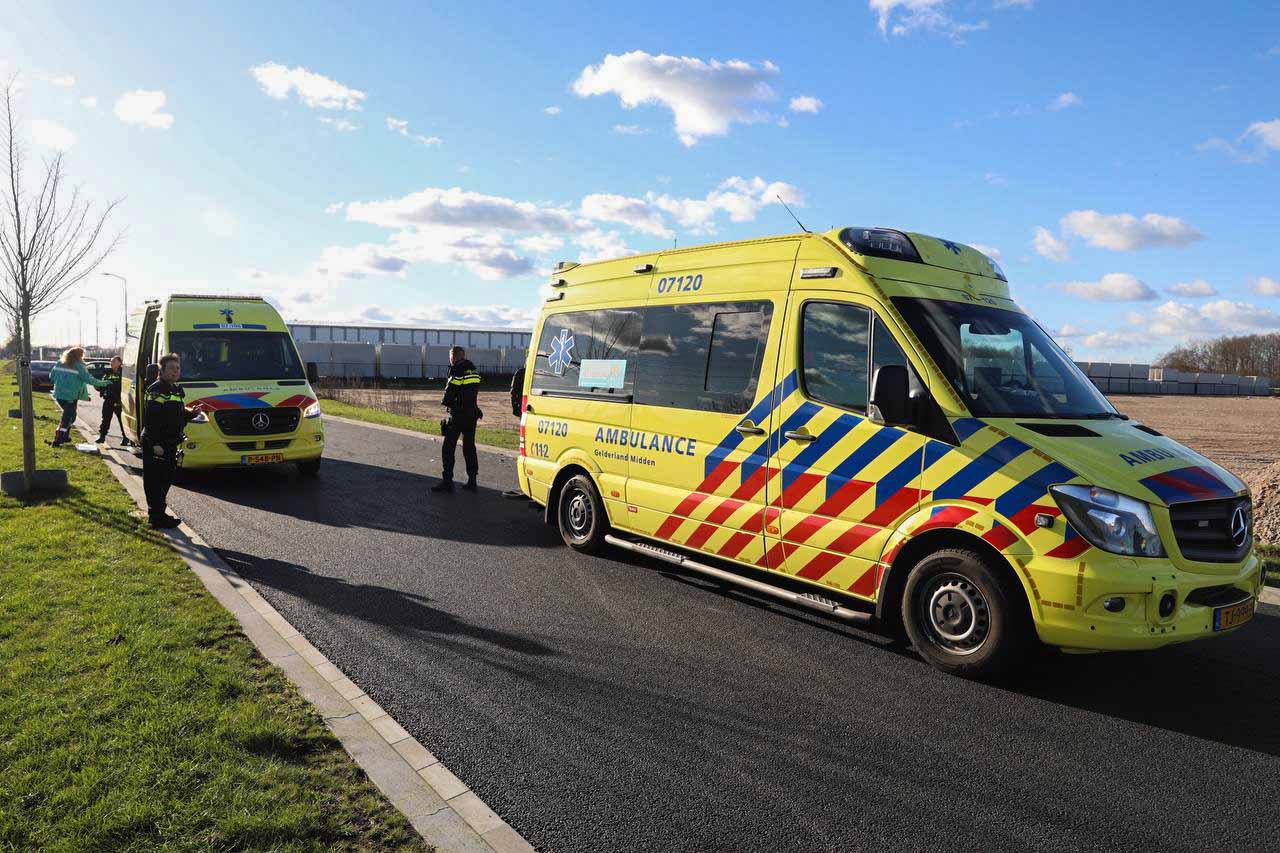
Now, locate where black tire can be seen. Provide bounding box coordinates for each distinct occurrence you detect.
[901,547,1032,680]
[556,474,608,553]
[297,458,321,477]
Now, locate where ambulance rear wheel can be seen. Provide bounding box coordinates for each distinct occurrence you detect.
[558,474,607,553]
[902,548,1030,680]
[298,458,321,477]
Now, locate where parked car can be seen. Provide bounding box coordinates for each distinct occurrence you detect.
[85,359,114,380]
[29,360,55,391]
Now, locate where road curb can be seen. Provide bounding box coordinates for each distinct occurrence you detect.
[324,413,520,459]
[76,420,535,853]
[1261,586,1280,607]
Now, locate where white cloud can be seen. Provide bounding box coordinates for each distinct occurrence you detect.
[415,135,442,146]
[1032,226,1069,262]
[969,243,1002,263]
[777,116,790,128]
[30,119,75,150]
[571,51,779,146]
[79,96,97,109]
[319,116,358,131]
[345,187,584,233]
[249,62,366,110]
[543,106,561,116]
[580,193,672,237]
[1056,272,1157,302]
[1253,276,1280,296]
[313,243,411,280]
[389,228,537,280]
[387,117,409,135]
[359,305,394,322]
[1060,210,1203,251]
[1168,278,1217,297]
[789,95,823,114]
[576,229,633,263]
[612,124,649,135]
[114,90,174,129]
[33,72,75,87]
[324,202,345,215]
[870,0,989,41]
[401,304,538,329]
[1081,329,1150,350]
[1055,322,1086,338]
[1196,118,1280,163]
[1047,91,1081,111]
[203,208,239,238]
[984,171,1006,186]
[650,176,803,234]
[516,235,565,254]
[1139,299,1280,339]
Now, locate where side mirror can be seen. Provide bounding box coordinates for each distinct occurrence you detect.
[869,364,911,426]
[306,362,320,384]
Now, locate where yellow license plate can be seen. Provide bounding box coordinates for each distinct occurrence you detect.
[1213,598,1254,632]
[241,453,284,466]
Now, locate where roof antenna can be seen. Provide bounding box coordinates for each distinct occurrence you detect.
[777,195,809,233]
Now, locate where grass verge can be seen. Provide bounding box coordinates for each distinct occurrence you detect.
[1260,543,1279,588]
[0,366,427,851]
[319,398,518,450]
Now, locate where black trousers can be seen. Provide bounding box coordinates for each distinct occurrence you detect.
[142,440,178,518]
[99,397,124,440]
[53,399,78,443]
[441,418,478,483]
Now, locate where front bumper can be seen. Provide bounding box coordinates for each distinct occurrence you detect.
[176,418,325,469]
[1025,550,1264,652]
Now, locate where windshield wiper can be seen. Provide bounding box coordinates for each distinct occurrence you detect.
[1083,411,1128,420]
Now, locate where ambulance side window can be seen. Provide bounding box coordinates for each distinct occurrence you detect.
[531,308,640,397]
[801,301,870,412]
[871,317,924,395]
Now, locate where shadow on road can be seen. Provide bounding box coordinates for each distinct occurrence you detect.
[171,456,563,550]
[219,549,559,659]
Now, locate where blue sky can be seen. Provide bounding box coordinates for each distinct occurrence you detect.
[6,0,1279,361]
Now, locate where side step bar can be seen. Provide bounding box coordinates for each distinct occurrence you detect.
[604,534,873,625]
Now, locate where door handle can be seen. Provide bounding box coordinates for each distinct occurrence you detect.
[525,404,534,414]
[734,422,765,436]
[785,430,817,443]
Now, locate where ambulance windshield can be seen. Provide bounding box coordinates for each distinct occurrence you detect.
[168,331,305,382]
[892,298,1118,419]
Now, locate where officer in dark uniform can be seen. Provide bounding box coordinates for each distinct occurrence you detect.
[142,353,199,528]
[432,345,481,493]
[509,365,525,418]
[95,356,129,445]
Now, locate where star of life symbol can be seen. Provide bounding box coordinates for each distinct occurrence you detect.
[220,308,235,322]
[549,329,575,376]
[940,239,962,255]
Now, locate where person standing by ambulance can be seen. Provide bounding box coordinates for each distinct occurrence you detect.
[50,346,109,446]
[95,356,130,445]
[432,345,481,493]
[142,353,199,528]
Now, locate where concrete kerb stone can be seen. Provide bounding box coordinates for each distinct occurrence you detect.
[1262,586,1280,607]
[74,419,534,852]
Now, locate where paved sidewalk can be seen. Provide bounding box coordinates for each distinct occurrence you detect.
[75,420,534,853]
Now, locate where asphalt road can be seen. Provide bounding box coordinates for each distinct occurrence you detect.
[85,408,1280,852]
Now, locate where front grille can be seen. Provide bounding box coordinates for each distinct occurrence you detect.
[1185,584,1251,608]
[1169,497,1252,563]
[214,408,300,436]
[264,439,291,449]
[226,441,256,451]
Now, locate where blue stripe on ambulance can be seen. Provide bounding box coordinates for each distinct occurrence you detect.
[931,436,1032,501]
[825,427,905,499]
[703,371,798,478]
[994,461,1075,519]
[780,412,861,491]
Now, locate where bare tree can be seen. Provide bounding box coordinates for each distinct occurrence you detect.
[0,75,122,494]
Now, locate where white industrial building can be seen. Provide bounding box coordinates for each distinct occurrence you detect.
[288,321,531,380]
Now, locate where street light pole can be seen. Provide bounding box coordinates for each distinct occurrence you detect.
[80,296,99,349]
[101,272,128,343]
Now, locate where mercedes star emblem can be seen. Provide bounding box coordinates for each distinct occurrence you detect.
[1230,504,1250,549]
[251,412,271,431]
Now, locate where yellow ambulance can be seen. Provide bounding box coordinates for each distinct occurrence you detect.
[517,228,1262,678]
[121,294,324,474]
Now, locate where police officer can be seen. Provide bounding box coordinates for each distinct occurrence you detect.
[432,345,481,493]
[509,365,525,418]
[142,353,199,528]
[95,356,129,445]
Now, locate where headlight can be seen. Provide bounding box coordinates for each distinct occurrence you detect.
[303,401,322,418]
[1050,484,1165,557]
[190,410,209,423]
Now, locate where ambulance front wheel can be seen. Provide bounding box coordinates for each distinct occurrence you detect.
[558,474,608,553]
[901,547,1031,680]
[298,457,321,477]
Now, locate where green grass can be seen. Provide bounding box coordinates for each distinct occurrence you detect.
[1260,543,1279,588]
[319,398,518,450]
[0,367,427,851]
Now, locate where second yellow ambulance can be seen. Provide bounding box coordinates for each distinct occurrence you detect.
[517,227,1261,678]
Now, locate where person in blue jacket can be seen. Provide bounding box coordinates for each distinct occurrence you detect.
[49,347,109,446]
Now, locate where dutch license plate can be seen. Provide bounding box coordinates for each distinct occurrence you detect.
[1213,598,1255,632]
[241,453,284,466]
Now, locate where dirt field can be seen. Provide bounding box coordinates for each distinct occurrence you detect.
[323,388,522,430]
[1112,394,1280,483]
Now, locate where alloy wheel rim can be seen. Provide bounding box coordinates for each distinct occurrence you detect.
[566,490,591,538]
